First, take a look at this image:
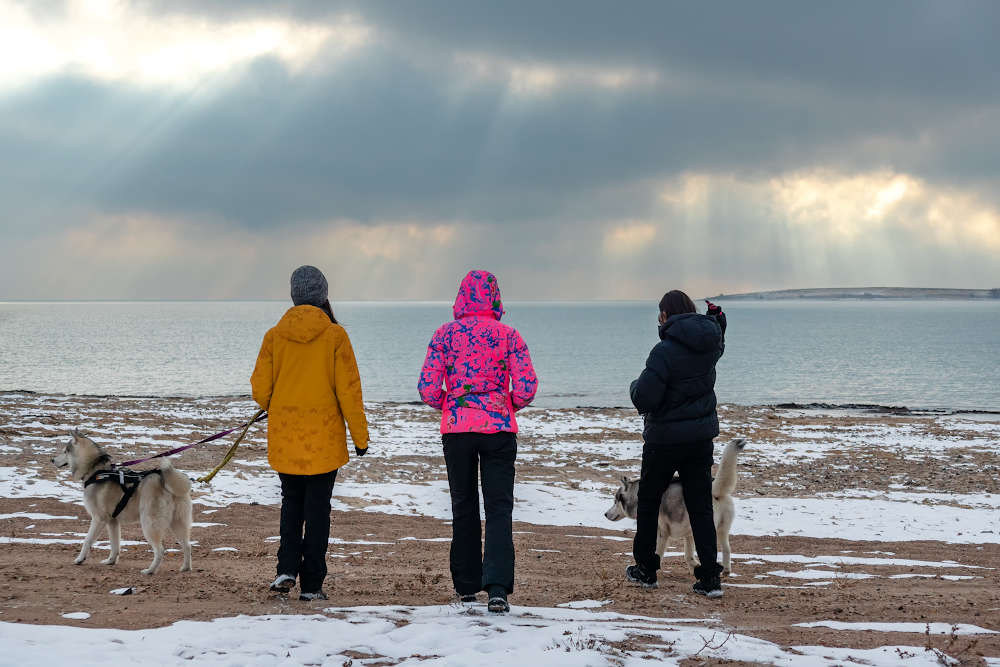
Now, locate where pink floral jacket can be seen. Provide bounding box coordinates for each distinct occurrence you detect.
[418,271,538,433]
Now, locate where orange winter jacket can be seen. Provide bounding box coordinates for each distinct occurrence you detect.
[251,305,369,475]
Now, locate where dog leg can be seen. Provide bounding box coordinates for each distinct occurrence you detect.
[76,517,105,565]
[101,520,121,565]
[172,516,192,573]
[719,527,732,576]
[142,543,165,576]
[683,535,699,571]
[140,519,165,576]
[655,522,668,559]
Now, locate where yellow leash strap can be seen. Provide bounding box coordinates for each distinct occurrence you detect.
[197,408,266,484]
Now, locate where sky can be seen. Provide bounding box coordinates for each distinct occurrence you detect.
[1,0,999,301]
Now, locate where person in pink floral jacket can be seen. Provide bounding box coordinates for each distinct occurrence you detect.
[418,270,537,613]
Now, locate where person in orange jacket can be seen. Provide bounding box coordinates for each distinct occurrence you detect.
[251,265,370,601]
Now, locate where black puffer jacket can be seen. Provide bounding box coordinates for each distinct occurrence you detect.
[629,312,726,446]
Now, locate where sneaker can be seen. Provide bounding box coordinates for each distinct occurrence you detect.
[458,592,478,603]
[270,574,296,592]
[692,577,723,598]
[299,590,328,601]
[625,564,658,588]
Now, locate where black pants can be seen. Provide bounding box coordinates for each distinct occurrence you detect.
[277,469,338,593]
[443,431,517,595]
[633,440,723,581]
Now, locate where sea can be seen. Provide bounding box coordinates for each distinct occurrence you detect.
[1,300,998,411]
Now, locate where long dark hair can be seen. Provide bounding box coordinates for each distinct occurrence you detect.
[658,290,698,320]
[320,299,339,324]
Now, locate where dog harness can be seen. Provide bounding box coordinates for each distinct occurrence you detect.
[84,469,162,518]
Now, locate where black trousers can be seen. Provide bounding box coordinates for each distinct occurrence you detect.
[277,469,338,593]
[443,431,517,595]
[632,440,723,581]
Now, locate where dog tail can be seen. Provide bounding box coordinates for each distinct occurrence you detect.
[712,438,746,499]
[159,458,193,497]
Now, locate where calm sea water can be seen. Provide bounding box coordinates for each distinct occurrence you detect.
[1,301,998,411]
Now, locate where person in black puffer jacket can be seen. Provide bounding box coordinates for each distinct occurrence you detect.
[625,290,727,598]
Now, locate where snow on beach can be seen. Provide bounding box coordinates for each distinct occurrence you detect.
[1,395,999,543]
[793,621,997,635]
[4,464,999,545]
[0,604,976,667]
[2,394,1000,665]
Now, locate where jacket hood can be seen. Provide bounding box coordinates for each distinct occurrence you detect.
[453,270,504,320]
[659,313,721,352]
[275,305,332,343]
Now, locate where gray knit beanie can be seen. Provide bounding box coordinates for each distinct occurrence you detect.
[290,265,329,307]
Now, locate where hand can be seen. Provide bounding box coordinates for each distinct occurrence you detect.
[705,300,722,317]
[355,445,368,457]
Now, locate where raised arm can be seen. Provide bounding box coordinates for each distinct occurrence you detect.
[250,329,275,411]
[716,311,727,357]
[508,330,538,410]
[706,300,726,356]
[417,328,447,410]
[332,330,369,450]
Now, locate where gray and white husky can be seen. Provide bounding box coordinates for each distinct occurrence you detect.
[51,430,193,575]
[605,438,746,575]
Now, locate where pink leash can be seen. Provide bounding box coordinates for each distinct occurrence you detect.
[111,412,268,469]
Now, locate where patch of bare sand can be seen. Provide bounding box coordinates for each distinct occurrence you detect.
[2,495,998,660]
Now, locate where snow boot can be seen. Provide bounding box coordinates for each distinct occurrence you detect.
[270,574,296,592]
[486,584,509,614]
[299,590,328,601]
[625,564,658,588]
[692,576,723,598]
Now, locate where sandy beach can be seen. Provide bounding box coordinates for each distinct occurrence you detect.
[2,392,999,664]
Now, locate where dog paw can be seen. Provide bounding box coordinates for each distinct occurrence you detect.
[141,568,155,575]
[179,565,191,573]
[100,558,117,565]
[74,557,85,565]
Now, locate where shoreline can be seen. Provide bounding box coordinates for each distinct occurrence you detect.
[2,389,997,416]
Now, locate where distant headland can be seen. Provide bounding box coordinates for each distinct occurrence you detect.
[708,287,1000,301]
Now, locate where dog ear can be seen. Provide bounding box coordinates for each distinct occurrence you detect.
[619,476,628,486]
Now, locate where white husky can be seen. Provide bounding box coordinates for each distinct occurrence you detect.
[604,438,745,575]
[51,430,193,575]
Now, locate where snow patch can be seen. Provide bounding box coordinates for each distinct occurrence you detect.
[557,599,612,608]
[0,512,77,520]
[0,605,965,666]
[795,621,997,635]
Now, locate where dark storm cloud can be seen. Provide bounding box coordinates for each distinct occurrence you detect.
[5,12,1000,234]
[1,1,998,231]
[2,0,999,301]
[139,0,1000,100]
